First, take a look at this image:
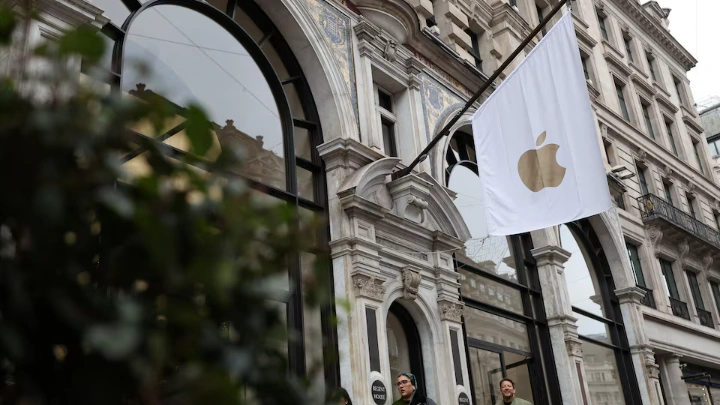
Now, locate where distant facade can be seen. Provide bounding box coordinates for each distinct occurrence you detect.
[6,0,720,404]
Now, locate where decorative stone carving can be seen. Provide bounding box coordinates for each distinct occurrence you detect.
[647,363,660,379]
[406,195,429,224]
[687,182,696,196]
[438,300,464,322]
[566,339,583,357]
[383,39,398,62]
[647,225,663,255]
[712,199,720,214]
[678,240,689,268]
[402,266,422,300]
[702,255,713,272]
[636,147,648,164]
[663,165,675,181]
[353,275,386,301]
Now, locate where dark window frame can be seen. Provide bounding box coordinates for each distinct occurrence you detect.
[686,270,705,311]
[615,82,630,121]
[93,0,336,383]
[626,243,646,287]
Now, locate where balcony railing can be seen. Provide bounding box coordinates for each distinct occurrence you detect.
[638,285,656,309]
[670,297,691,321]
[697,308,715,328]
[637,194,720,249]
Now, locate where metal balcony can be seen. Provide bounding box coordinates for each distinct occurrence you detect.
[697,308,715,328]
[638,286,656,309]
[637,194,720,254]
[669,297,691,321]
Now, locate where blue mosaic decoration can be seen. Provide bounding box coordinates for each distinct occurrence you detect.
[306,0,358,122]
[420,74,465,179]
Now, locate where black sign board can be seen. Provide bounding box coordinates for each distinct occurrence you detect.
[371,380,387,405]
[458,392,470,405]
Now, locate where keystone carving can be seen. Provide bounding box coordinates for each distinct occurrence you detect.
[647,226,663,254]
[702,256,713,272]
[406,195,429,224]
[438,300,464,322]
[353,275,386,301]
[402,266,422,300]
[677,240,689,268]
[384,39,398,63]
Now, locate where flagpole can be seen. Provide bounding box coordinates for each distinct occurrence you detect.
[391,0,573,181]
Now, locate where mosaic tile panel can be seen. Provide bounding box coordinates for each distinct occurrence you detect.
[420,74,464,178]
[305,0,358,120]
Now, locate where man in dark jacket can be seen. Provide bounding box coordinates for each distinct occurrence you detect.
[392,373,437,405]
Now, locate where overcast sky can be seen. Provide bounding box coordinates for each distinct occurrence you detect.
[658,0,720,107]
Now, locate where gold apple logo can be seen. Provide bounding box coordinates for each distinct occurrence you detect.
[517,131,566,192]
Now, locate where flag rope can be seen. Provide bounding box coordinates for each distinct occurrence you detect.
[391,0,573,181]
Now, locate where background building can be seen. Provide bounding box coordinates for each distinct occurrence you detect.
[6,0,719,404]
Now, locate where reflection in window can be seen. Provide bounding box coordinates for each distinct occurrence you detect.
[583,341,627,405]
[468,347,502,405]
[560,225,606,318]
[464,307,530,352]
[122,6,287,190]
[449,165,519,283]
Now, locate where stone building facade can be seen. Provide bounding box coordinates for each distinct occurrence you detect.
[6,0,720,404]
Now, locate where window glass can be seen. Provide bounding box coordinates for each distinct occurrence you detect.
[626,243,645,287]
[294,126,312,161]
[387,311,411,402]
[297,166,315,202]
[575,312,612,344]
[468,347,502,405]
[464,307,530,352]
[659,259,680,299]
[504,351,533,403]
[122,6,286,190]
[560,225,606,317]
[687,271,705,310]
[582,341,627,405]
[449,166,520,283]
[459,268,524,315]
[381,119,397,157]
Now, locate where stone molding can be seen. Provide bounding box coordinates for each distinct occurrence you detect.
[352,274,386,301]
[566,339,583,357]
[608,0,697,70]
[438,299,464,322]
[646,225,663,255]
[614,286,646,304]
[530,245,572,269]
[317,138,385,172]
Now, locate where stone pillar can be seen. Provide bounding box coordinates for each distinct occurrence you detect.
[658,354,690,405]
[531,244,586,405]
[405,57,431,174]
[616,286,659,405]
[354,20,383,151]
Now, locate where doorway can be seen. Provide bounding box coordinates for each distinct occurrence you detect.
[466,339,533,405]
[386,302,426,402]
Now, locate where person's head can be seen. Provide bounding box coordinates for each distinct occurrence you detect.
[327,387,352,405]
[396,373,417,400]
[499,379,515,400]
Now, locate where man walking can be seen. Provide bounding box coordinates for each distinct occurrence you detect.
[392,373,437,405]
[495,379,532,405]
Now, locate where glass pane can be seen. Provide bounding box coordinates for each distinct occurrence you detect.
[709,387,720,405]
[234,5,265,43]
[298,208,321,246]
[449,166,520,283]
[122,6,286,190]
[263,42,291,81]
[387,311,411,403]
[504,351,533,404]
[204,0,228,13]
[464,307,530,352]
[687,383,712,405]
[468,347,502,405]
[459,268,524,315]
[574,312,612,344]
[302,253,323,375]
[294,126,312,161]
[297,166,315,202]
[93,0,130,26]
[581,341,627,405]
[283,82,306,119]
[561,225,607,317]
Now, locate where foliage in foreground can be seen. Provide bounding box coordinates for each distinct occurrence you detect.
[0,6,328,405]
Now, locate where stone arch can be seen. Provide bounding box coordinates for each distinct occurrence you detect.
[436,110,476,185]
[254,0,358,142]
[338,157,471,241]
[588,209,635,290]
[383,283,442,403]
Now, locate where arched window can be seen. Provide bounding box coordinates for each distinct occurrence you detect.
[88,0,332,380]
[445,128,561,405]
[560,221,642,405]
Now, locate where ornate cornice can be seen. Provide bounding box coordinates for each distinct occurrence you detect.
[608,0,697,71]
[438,299,464,322]
[352,274,386,301]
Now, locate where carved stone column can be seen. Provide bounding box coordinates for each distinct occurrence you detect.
[531,245,586,405]
[659,354,691,405]
[354,19,384,151]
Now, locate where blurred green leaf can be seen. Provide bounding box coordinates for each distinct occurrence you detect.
[58,25,105,62]
[185,105,214,156]
[0,6,16,45]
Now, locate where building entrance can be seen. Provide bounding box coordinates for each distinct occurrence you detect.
[386,302,426,402]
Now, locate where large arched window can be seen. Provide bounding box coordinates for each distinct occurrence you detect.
[560,221,642,405]
[445,128,561,405]
[88,0,333,381]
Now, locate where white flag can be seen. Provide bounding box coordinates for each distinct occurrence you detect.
[471,12,611,236]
